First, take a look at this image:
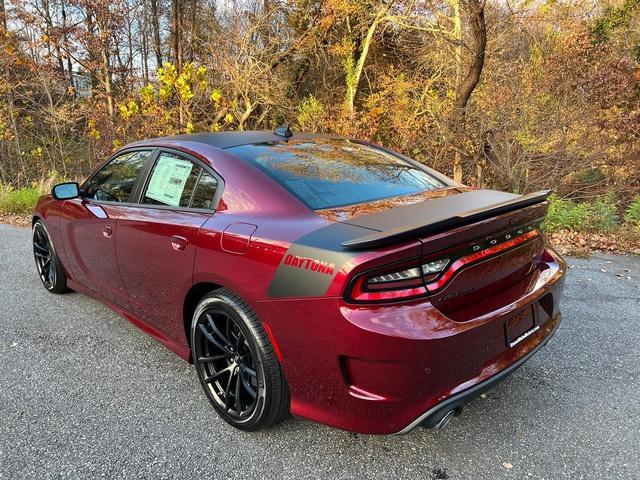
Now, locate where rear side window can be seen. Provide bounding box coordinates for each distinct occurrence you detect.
[141,151,218,209]
[84,150,151,202]
[228,139,445,209]
[190,171,218,209]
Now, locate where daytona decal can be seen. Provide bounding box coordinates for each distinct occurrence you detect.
[267,222,370,298]
[283,254,335,275]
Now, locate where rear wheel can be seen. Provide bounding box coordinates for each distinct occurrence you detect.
[32,220,69,294]
[191,289,289,430]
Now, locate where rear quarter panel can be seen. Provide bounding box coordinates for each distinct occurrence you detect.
[193,212,327,302]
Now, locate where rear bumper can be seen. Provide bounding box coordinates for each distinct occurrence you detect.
[256,247,566,435]
[395,313,561,433]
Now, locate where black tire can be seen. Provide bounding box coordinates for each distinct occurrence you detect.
[32,220,69,294]
[191,289,289,431]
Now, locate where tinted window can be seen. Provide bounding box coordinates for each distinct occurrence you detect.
[228,139,445,209]
[190,171,218,209]
[142,152,202,207]
[84,150,151,202]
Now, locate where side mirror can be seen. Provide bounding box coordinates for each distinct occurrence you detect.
[52,182,80,200]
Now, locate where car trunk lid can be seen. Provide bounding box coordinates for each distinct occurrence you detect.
[328,188,549,316]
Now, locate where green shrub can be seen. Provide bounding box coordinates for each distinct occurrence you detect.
[545,195,591,232]
[625,196,640,227]
[586,192,619,232]
[0,185,42,214]
[545,193,620,233]
[297,95,325,131]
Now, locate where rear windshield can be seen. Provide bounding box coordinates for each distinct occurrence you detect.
[227,139,445,209]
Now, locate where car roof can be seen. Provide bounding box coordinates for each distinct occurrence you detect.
[142,131,335,150]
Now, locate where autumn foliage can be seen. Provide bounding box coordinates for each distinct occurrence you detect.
[0,0,639,217]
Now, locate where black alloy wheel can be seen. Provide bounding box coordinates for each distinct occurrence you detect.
[191,289,289,430]
[32,220,68,293]
[197,310,259,418]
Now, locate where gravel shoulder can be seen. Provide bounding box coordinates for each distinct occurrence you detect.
[1,223,639,479]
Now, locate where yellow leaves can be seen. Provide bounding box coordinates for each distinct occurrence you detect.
[210,89,222,103]
[87,118,101,140]
[224,113,234,124]
[158,62,178,101]
[539,0,556,15]
[157,61,211,102]
[41,34,50,43]
[109,61,223,140]
[331,39,355,59]
[159,84,172,101]
[30,146,43,159]
[196,65,208,89]
[326,0,362,17]
[139,84,156,106]
[175,76,194,102]
[175,63,196,101]
[530,43,545,77]
[112,139,123,150]
[118,100,139,120]
[297,95,325,130]
[158,62,177,83]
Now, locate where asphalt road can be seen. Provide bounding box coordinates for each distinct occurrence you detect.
[1,223,639,479]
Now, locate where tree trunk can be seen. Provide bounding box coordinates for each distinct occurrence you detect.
[344,4,391,114]
[61,0,75,90]
[150,0,163,68]
[0,0,6,31]
[451,0,486,183]
[85,9,100,97]
[126,13,134,82]
[238,97,253,131]
[171,0,182,70]
[141,6,149,84]
[96,16,114,117]
[42,0,66,77]
[188,0,197,62]
[102,47,114,117]
[453,0,486,113]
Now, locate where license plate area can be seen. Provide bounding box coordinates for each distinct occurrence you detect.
[505,305,537,348]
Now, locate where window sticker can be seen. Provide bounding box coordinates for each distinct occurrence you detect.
[145,155,194,206]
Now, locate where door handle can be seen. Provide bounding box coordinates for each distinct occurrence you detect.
[171,235,188,251]
[103,225,113,238]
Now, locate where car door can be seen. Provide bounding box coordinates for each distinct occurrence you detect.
[60,149,153,306]
[115,149,222,341]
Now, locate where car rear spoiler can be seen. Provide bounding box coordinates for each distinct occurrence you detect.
[340,189,551,249]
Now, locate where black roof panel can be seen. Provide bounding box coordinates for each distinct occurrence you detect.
[152,131,330,149]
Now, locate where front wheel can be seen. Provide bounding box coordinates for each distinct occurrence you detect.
[191,289,289,431]
[32,220,69,294]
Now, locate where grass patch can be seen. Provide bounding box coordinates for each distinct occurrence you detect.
[0,173,65,215]
[0,185,42,215]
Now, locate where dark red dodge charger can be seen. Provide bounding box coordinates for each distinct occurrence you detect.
[32,128,565,434]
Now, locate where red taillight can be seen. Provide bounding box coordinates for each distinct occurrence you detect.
[347,258,450,303]
[345,223,542,304]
